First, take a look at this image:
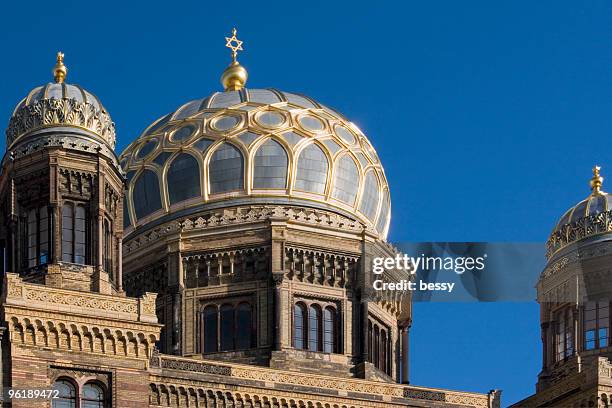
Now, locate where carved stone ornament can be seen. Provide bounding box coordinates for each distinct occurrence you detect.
[6,97,116,149]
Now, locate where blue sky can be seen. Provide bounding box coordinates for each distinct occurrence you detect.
[2,0,612,404]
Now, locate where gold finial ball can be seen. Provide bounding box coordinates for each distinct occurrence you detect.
[590,165,604,194]
[221,61,248,91]
[53,51,67,83]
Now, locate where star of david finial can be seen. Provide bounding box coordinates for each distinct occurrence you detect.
[225,28,244,63]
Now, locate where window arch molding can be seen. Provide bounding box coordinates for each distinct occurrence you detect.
[292,298,340,354]
[51,377,108,408]
[162,151,203,207]
[249,136,292,191]
[291,141,332,196]
[203,141,247,197]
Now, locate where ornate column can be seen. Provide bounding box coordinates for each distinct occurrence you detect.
[400,322,410,384]
[273,272,283,351]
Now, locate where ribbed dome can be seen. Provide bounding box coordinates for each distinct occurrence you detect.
[120,88,390,239]
[6,82,116,150]
[547,167,612,259]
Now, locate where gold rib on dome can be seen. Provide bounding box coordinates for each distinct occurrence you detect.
[53,51,67,83]
[221,28,248,91]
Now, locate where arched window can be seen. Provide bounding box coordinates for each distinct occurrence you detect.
[220,304,234,351]
[359,171,380,220]
[103,219,112,274]
[308,305,322,351]
[294,303,307,350]
[323,307,336,353]
[61,203,88,264]
[202,305,218,353]
[380,330,387,374]
[52,379,76,408]
[24,206,49,268]
[81,382,105,408]
[253,139,288,189]
[133,170,162,220]
[209,143,244,193]
[374,325,380,368]
[332,155,359,205]
[236,303,252,350]
[295,144,328,194]
[367,320,373,363]
[167,153,201,204]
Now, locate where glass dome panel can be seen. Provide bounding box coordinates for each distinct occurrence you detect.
[211,115,239,131]
[133,170,162,220]
[167,154,201,204]
[253,140,288,189]
[335,125,356,145]
[331,155,359,205]
[152,151,172,167]
[256,111,285,128]
[588,196,606,215]
[571,200,588,222]
[299,115,325,132]
[295,144,328,194]
[209,143,244,193]
[123,199,131,229]
[137,139,158,160]
[359,171,380,220]
[376,190,390,232]
[282,131,304,146]
[145,113,171,135]
[171,124,197,142]
[194,138,214,152]
[238,132,260,147]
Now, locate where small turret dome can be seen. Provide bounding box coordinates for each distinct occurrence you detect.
[547,166,612,259]
[5,53,116,163]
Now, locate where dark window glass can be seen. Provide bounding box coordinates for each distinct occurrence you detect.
[236,303,252,350]
[308,305,321,351]
[323,307,336,353]
[253,140,288,189]
[584,300,609,351]
[220,304,234,351]
[61,204,73,263]
[39,206,48,264]
[103,220,112,274]
[133,170,162,219]
[374,325,380,368]
[81,382,104,408]
[294,303,306,350]
[203,306,218,353]
[167,154,201,204]
[74,206,86,264]
[380,330,387,373]
[27,209,36,267]
[367,321,373,363]
[209,143,244,193]
[295,144,328,194]
[52,379,76,408]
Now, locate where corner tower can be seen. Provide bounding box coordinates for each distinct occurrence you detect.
[514,167,612,407]
[0,53,124,294]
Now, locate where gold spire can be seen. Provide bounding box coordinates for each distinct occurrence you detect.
[53,51,67,83]
[590,165,605,195]
[221,28,248,91]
